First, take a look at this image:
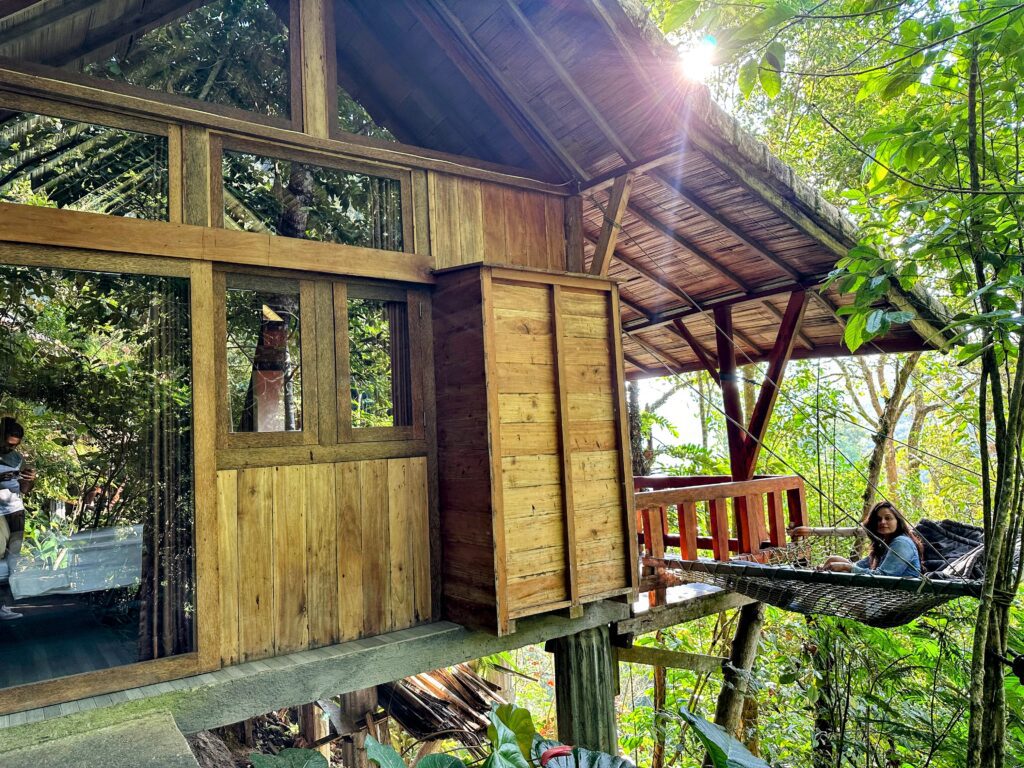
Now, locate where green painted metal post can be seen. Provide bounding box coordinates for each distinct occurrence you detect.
[548,625,618,754]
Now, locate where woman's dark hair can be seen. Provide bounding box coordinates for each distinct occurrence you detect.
[0,417,23,441]
[862,501,923,571]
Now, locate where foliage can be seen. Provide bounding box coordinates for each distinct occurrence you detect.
[348,299,399,428]
[676,707,771,767]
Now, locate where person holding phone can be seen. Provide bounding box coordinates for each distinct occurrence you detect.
[0,417,35,620]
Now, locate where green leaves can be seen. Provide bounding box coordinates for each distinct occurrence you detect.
[738,58,760,99]
[531,738,637,768]
[488,704,536,765]
[364,737,409,768]
[250,749,330,768]
[483,705,532,768]
[662,0,702,32]
[676,708,771,768]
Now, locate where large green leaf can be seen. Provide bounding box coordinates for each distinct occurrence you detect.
[249,748,330,768]
[662,0,702,32]
[364,736,408,768]
[482,708,531,768]
[488,704,536,764]
[676,708,771,768]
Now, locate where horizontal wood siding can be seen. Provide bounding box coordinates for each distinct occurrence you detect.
[428,173,566,270]
[492,279,566,615]
[561,288,632,598]
[432,269,499,632]
[217,457,431,664]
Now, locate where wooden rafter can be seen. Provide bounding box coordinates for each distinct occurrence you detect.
[758,299,814,349]
[0,0,102,48]
[410,0,584,179]
[669,319,720,385]
[589,173,634,276]
[741,291,808,477]
[651,170,803,282]
[580,144,686,193]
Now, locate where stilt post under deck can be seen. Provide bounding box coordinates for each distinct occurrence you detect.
[548,625,618,753]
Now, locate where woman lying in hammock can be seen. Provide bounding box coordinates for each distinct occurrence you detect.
[822,501,924,577]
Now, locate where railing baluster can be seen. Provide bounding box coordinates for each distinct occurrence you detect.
[678,501,698,560]
[767,490,786,547]
[786,483,808,529]
[709,498,729,561]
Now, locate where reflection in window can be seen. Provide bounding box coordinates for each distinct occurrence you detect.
[338,86,396,141]
[223,151,404,251]
[0,112,168,219]
[0,264,194,690]
[90,0,290,117]
[226,281,303,433]
[349,299,411,428]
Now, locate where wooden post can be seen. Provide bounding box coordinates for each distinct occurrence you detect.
[713,306,746,478]
[712,602,765,738]
[548,626,618,753]
[299,703,330,759]
[296,0,334,139]
[565,194,584,272]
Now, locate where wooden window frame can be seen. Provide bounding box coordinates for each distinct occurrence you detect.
[215,135,415,254]
[214,266,427,453]
[216,271,319,449]
[0,243,218,716]
[0,93,175,221]
[0,0,300,132]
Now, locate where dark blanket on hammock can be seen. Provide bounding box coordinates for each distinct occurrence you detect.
[915,518,985,579]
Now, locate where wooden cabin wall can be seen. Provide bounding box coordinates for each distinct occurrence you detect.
[427,172,567,270]
[216,457,430,665]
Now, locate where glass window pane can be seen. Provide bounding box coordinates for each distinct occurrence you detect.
[0,112,169,219]
[223,150,404,251]
[349,298,411,429]
[0,264,195,690]
[1,0,291,119]
[338,85,396,141]
[225,279,303,433]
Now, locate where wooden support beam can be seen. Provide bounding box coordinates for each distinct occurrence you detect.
[296,0,333,139]
[759,298,814,350]
[742,291,807,477]
[580,144,687,192]
[625,201,753,292]
[670,319,720,385]
[565,194,585,272]
[651,170,803,282]
[622,351,661,376]
[615,645,727,675]
[714,305,747,479]
[589,173,634,275]
[713,602,766,737]
[414,0,585,180]
[548,626,618,753]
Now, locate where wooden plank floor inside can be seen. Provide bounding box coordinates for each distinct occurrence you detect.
[0,594,137,688]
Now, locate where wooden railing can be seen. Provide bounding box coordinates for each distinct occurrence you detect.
[634,475,810,568]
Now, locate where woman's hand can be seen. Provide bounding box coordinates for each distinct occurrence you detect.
[822,555,854,573]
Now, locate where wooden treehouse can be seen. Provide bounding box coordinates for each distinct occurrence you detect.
[0,0,949,762]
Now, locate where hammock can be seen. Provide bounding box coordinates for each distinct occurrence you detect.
[648,519,987,627]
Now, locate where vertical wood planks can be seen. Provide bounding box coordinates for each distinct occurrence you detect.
[550,285,579,610]
[387,458,413,631]
[409,457,432,623]
[306,463,338,648]
[337,461,363,641]
[426,173,565,269]
[360,459,390,636]
[237,467,275,661]
[216,470,239,667]
[273,465,309,654]
[297,0,332,139]
[787,483,808,528]
[190,259,221,671]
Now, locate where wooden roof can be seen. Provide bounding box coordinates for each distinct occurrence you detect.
[0,0,950,377]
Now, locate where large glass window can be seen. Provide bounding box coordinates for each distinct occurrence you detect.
[0,0,291,119]
[0,263,195,690]
[225,277,303,433]
[0,112,169,219]
[222,149,404,251]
